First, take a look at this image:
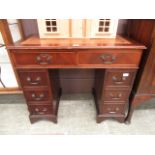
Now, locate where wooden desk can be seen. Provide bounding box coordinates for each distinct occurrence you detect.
[7,36,146,123]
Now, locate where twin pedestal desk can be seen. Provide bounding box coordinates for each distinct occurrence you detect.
[8,36,146,124]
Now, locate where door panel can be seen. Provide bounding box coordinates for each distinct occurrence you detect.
[138,41,155,94]
[0,20,19,89]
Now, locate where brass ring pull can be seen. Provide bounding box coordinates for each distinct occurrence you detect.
[109,111,117,114]
[107,107,120,113]
[100,54,116,64]
[107,108,116,114]
[115,107,120,111]
[36,54,52,65]
[34,107,47,114]
[31,93,45,101]
[26,76,41,85]
[35,108,39,112]
[109,93,122,100]
[112,76,124,84]
[42,108,47,112]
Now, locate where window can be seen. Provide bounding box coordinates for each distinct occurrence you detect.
[37,19,118,38]
[37,19,69,38]
[45,19,58,33]
[86,19,118,38]
[98,19,111,33]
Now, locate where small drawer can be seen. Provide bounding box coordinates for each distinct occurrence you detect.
[103,89,130,102]
[28,105,53,115]
[104,69,136,87]
[12,50,76,67]
[18,70,49,87]
[78,50,141,68]
[100,104,126,115]
[24,89,51,102]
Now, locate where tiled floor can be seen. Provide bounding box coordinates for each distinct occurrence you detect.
[0,94,155,135]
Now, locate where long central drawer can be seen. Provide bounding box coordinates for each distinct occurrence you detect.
[11,49,142,68]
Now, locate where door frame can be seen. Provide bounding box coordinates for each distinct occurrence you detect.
[0,19,22,94]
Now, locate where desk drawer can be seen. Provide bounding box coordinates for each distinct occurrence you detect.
[104,69,136,87]
[18,70,49,87]
[28,105,53,115]
[24,89,51,102]
[78,50,141,67]
[103,89,130,102]
[12,51,76,67]
[100,104,126,115]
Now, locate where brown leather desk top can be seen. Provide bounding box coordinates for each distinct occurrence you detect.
[7,35,146,50]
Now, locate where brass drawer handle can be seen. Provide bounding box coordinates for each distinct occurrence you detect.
[107,107,116,114]
[107,107,120,113]
[26,76,41,85]
[112,76,124,84]
[35,108,39,112]
[36,54,52,65]
[109,93,122,100]
[100,54,116,64]
[109,111,116,114]
[115,107,120,111]
[35,107,47,114]
[31,93,45,101]
[112,75,129,84]
[42,108,47,112]
[111,97,121,100]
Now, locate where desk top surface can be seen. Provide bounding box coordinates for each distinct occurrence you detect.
[8,35,146,50]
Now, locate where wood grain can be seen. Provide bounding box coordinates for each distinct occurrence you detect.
[8,35,145,123]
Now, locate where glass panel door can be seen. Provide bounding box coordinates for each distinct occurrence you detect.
[0,25,18,88]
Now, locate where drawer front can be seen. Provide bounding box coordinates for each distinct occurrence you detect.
[12,51,76,67]
[78,50,141,67]
[28,105,53,115]
[103,89,130,102]
[100,104,126,115]
[24,89,51,102]
[105,69,136,87]
[18,70,49,87]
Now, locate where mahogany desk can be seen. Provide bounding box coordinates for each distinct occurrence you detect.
[7,36,146,123]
